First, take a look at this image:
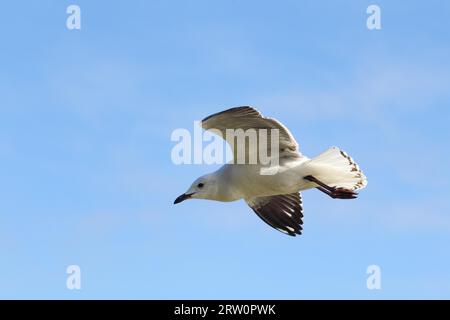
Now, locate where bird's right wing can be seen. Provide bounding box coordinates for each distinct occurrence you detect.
[246,192,303,236]
[201,106,301,163]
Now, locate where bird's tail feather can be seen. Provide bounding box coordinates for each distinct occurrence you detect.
[302,147,367,190]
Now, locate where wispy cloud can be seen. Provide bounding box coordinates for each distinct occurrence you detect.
[255,59,450,126]
[381,198,450,232]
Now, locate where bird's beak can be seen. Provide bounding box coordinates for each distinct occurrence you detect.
[174,193,194,204]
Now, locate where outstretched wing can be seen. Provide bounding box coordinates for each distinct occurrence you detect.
[246,192,303,236]
[201,106,301,163]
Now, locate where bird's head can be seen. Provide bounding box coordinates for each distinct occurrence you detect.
[174,174,219,204]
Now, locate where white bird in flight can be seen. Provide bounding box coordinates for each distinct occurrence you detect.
[174,106,367,236]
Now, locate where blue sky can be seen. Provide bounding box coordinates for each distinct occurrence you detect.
[1,0,449,299]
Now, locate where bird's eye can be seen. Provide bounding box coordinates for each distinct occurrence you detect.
[197,183,204,188]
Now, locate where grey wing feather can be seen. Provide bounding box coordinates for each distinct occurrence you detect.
[201,106,300,160]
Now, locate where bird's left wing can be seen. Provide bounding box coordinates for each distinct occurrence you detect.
[246,192,303,236]
[201,106,301,163]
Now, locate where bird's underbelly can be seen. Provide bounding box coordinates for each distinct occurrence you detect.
[232,162,315,198]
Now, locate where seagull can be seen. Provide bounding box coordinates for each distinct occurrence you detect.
[174,106,367,236]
